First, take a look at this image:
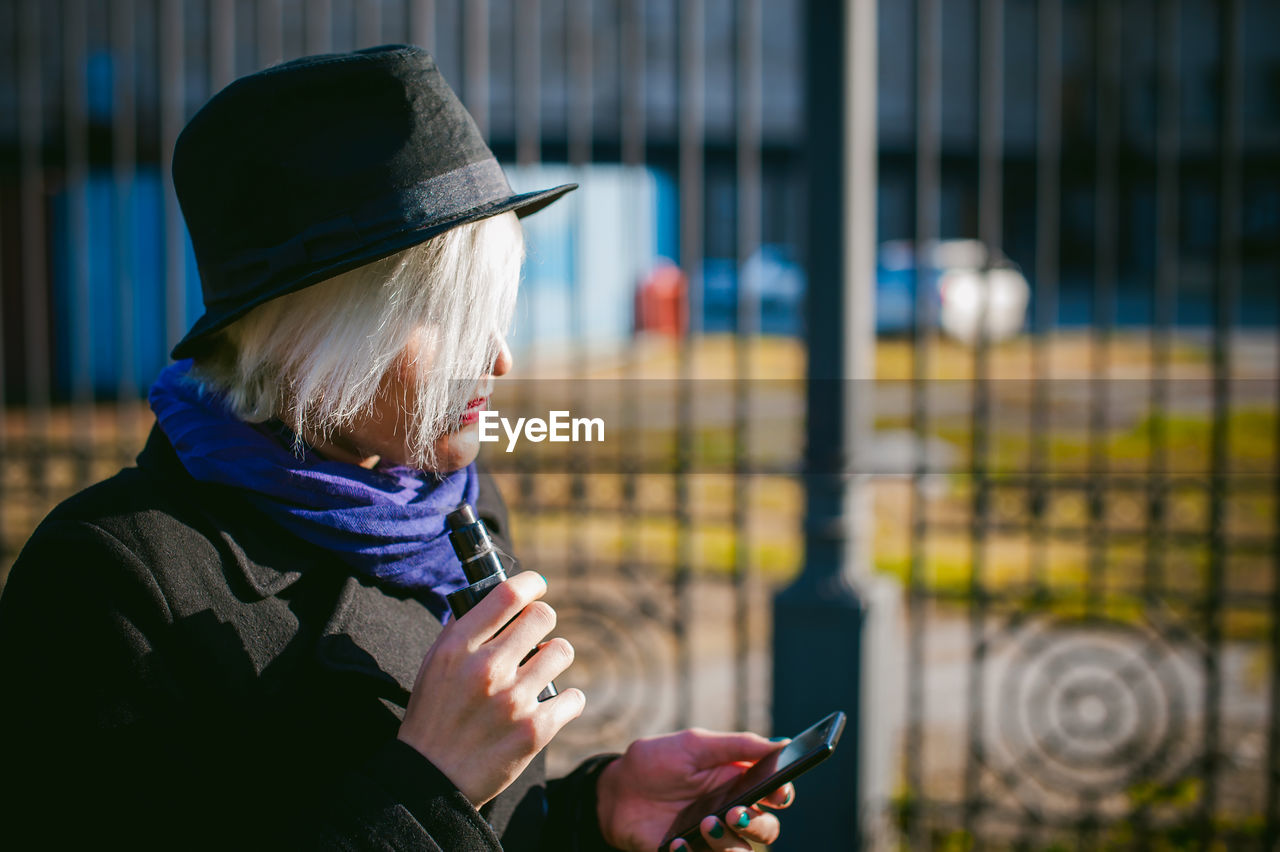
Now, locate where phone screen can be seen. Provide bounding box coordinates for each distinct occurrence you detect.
[659,710,846,850]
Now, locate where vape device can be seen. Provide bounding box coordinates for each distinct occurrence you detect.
[445,503,558,702]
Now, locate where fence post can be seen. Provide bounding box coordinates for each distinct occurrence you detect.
[771,0,879,849]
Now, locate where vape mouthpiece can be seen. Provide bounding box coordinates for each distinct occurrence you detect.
[446,503,477,530]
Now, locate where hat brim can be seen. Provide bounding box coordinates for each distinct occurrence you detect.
[170,182,577,360]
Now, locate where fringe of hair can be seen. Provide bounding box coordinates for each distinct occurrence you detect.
[190,211,523,470]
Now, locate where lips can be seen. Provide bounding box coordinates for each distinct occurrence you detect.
[458,396,487,425]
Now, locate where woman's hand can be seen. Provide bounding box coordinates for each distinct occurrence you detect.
[596,729,797,852]
[396,571,585,807]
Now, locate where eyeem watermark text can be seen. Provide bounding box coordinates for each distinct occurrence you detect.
[478,410,605,452]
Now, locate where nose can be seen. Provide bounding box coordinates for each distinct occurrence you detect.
[490,337,513,377]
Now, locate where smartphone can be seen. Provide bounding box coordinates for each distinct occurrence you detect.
[657,710,846,852]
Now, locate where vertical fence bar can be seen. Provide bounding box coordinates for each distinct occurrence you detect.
[1147,0,1179,609]
[258,0,283,68]
[64,0,93,487]
[564,0,591,591]
[514,0,540,166]
[410,0,434,51]
[210,0,235,89]
[18,0,51,515]
[306,0,332,55]
[567,0,592,168]
[732,0,763,734]
[511,0,540,540]
[566,0,591,371]
[976,0,1003,265]
[0,196,5,563]
[356,0,382,46]
[617,0,644,626]
[773,0,874,845]
[963,0,1004,844]
[0,3,8,560]
[159,0,185,356]
[1200,0,1241,840]
[1081,3,1121,835]
[1031,0,1061,596]
[463,0,488,140]
[675,0,704,730]
[908,0,941,842]
[1270,318,1280,852]
[510,0,540,560]
[678,0,703,341]
[112,0,139,463]
[846,0,878,838]
[0,6,6,557]
[619,0,644,168]
[1086,0,1119,626]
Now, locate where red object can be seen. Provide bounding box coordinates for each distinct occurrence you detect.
[634,262,688,337]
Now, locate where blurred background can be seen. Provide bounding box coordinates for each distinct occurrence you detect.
[1,0,1277,848]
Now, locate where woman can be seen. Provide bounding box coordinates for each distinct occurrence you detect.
[0,46,794,850]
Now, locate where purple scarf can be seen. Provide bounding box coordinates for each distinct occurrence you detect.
[149,360,476,619]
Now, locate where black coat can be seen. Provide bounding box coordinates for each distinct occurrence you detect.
[0,427,618,851]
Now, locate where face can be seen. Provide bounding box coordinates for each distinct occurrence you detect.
[311,335,513,472]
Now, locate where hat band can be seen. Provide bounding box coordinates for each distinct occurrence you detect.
[203,158,514,307]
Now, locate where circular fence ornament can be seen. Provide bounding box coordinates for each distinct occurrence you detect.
[985,616,1201,817]
[550,589,676,753]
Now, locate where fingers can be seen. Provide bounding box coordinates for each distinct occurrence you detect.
[757,782,796,810]
[723,805,782,844]
[542,686,587,732]
[449,570,574,702]
[666,783,795,851]
[491,598,558,668]
[399,570,583,808]
[667,810,779,852]
[518,637,576,697]
[680,729,783,770]
[510,686,585,772]
[697,814,758,852]
[455,570,548,650]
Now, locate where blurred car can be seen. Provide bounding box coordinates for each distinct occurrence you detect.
[701,246,806,336]
[699,239,1030,342]
[877,239,1030,343]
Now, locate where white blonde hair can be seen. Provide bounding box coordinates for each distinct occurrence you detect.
[190,211,523,470]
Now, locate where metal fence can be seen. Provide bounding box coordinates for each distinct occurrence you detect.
[880,0,1280,848]
[1,1,1278,849]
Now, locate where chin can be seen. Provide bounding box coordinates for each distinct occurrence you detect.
[428,427,481,473]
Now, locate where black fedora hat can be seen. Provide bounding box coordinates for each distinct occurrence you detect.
[170,44,575,359]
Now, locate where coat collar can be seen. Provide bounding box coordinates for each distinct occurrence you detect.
[137,425,443,701]
[138,425,307,598]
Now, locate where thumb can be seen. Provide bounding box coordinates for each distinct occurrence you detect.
[685,730,782,770]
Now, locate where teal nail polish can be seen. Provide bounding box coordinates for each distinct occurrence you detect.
[708,820,725,839]
[735,811,751,829]
[769,736,787,742]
